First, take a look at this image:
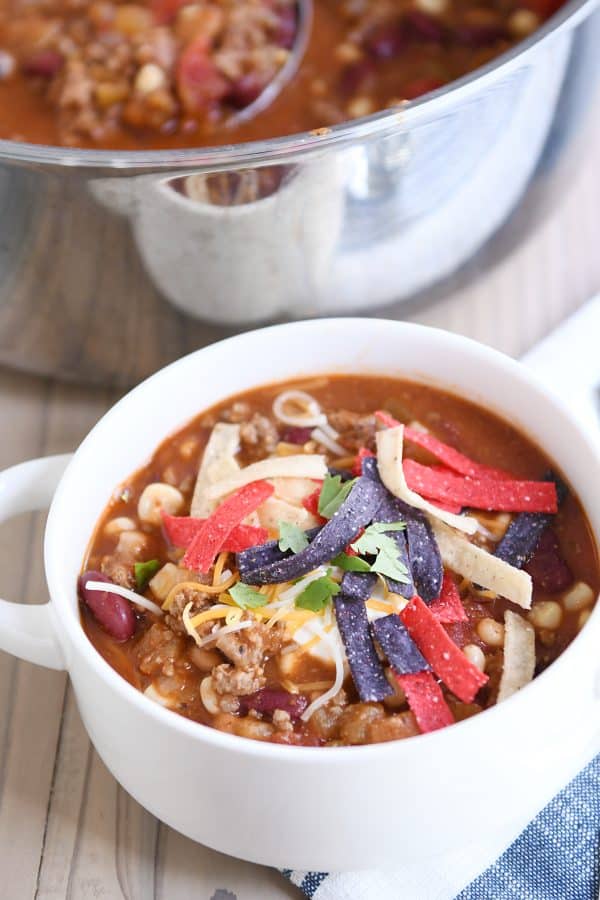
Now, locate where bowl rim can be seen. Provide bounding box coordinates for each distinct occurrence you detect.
[44,317,600,761]
[0,0,594,172]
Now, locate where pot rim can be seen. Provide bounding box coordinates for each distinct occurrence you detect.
[0,0,594,172]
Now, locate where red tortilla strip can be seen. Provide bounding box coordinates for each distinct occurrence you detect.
[375,410,511,480]
[401,596,488,703]
[396,670,454,733]
[182,480,274,572]
[429,572,468,624]
[162,514,267,552]
[403,459,558,513]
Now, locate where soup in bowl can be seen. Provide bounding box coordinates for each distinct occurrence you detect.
[0,319,598,870]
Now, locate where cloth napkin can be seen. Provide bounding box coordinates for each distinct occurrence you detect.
[281,299,600,900]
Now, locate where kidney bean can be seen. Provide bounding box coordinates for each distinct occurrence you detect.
[281,425,313,444]
[402,76,445,100]
[177,40,229,114]
[21,49,63,78]
[78,570,136,642]
[404,10,446,42]
[275,5,298,49]
[339,59,376,97]
[364,21,408,59]
[524,529,573,594]
[239,688,308,720]
[454,23,507,46]
[228,72,269,109]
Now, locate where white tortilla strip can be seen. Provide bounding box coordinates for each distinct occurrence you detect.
[191,423,240,517]
[206,454,327,501]
[256,496,320,531]
[431,520,532,609]
[497,610,536,702]
[376,425,478,535]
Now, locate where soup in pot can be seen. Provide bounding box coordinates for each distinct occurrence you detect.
[78,375,599,747]
[0,0,563,148]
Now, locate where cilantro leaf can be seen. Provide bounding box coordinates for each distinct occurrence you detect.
[134,559,161,591]
[350,522,411,585]
[331,552,372,573]
[370,545,411,583]
[229,582,268,610]
[318,474,357,518]
[278,521,309,554]
[295,575,341,612]
[368,521,406,534]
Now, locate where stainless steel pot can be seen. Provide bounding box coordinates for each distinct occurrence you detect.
[0,0,599,386]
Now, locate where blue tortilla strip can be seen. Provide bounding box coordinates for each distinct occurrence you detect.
[236,526,321,580]
[341,571,377,602]
[328,466,354,482]
[241,476,387,585]
[494,471,568,569]
[374,494,415,599]
[334,595,393,702]
[359,456,439,600]
[372,614,430,675]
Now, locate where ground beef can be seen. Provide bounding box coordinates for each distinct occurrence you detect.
[216,620,286,668]
[272,708,293,734]
[310,689,348,740]
[164,584,213,635]
[212,662,265,696]
[337,702,385,744]
[136,622,185,678]
[239,413,279,456]
[365,710,420,743]
[327,410,376,452]
[212,711,274,741]
[100,557,135,589]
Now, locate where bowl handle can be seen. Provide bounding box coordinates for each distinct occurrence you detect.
[0,455,70,670]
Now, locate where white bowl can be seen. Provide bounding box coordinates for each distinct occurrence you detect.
[0,318,599,871]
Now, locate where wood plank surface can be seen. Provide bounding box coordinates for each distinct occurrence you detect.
[0,116,599,900]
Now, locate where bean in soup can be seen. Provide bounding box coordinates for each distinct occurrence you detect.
[79,376,599,747]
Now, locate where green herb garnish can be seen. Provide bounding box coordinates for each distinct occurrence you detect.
[331,552,372,573]
[318,474,357,519]
[134,559,161,591]
[228,582,268,610]
[295,573,341,612]
[278,521,309,554]
[351,522,410,584]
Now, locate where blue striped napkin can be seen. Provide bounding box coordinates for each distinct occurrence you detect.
[282,752,600,899]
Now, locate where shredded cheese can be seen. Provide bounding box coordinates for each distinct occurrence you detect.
[191,423,241,517]
[193,619,254,649]
[84,579,163,616]
[272,390,326,427]
[301,626,345,722]
[497,610,536,702]
[431,520,533,609]
[205,454,327,501]
[311,426,346,456]
[376,425,478,535]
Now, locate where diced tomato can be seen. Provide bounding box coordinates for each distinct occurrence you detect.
[177,38,229,115]
[352,447,375,476]
[152,0,187,25]
[302,482,326,522]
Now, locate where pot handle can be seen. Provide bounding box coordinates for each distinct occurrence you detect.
[0,455,71,670]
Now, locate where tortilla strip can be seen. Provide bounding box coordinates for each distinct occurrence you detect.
[431,520,533,609]
[497,610,536,702]
[206,455,327,502]
[191,423,241,517]
[376,426,478,535]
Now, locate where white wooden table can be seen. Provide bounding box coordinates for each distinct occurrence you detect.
[1,118,599,899]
